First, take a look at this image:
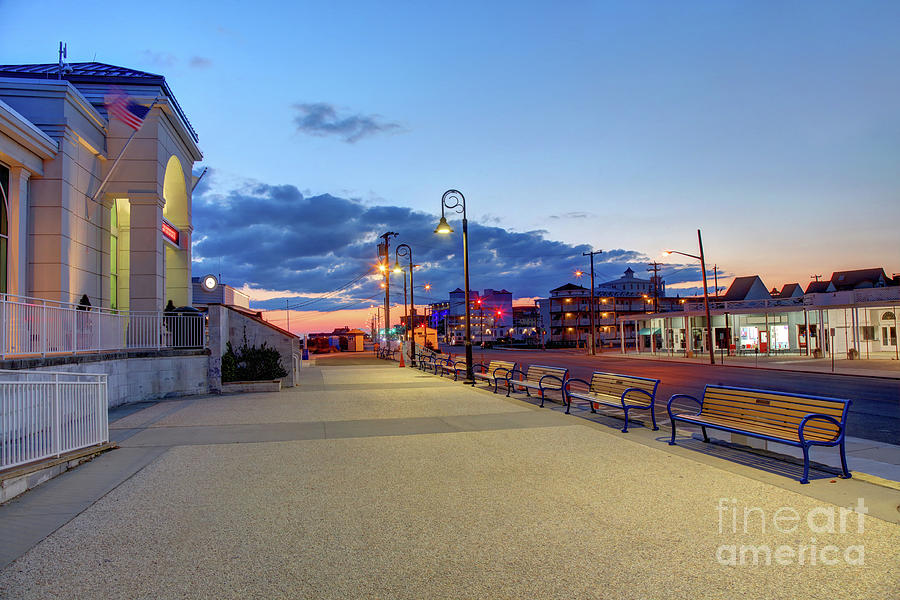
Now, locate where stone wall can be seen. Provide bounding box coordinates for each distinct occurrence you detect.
[2,349,209,407]
[207,304,299,394]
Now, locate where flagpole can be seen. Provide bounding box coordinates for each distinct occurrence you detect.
[91,95,160,203]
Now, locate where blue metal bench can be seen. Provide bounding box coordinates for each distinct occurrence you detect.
[505,364,568,406]
[667,385,852,484]
[564,371,660,432]
[472,360,517,393]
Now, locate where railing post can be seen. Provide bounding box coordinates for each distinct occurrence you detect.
[0,297,6,359]
[157,313,162,350]
[41,302,47,358]
[53,373,61,457]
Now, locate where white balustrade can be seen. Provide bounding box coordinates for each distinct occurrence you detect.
[0,370,108,471]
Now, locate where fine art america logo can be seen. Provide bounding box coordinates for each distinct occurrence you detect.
[715,497,867,567]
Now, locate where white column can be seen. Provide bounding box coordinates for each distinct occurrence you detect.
[7,166,30,296]
[128,192,165,312]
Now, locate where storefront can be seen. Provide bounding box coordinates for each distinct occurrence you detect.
[622,287,900,360]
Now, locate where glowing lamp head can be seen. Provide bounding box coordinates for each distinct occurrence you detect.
[200,274,218,292]
[434,216,453,234]
[575,270,583,278]
[424,284,431,291]
[393,260,403,274]
[378,263,387,272]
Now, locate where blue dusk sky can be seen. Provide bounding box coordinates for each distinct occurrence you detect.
[2,1,898,331]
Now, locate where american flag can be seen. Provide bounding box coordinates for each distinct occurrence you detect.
[104,88,151,130]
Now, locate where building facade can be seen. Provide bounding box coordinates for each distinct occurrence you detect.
[0,62,201,312]
[545,269,682,348]
[623,268,900,359]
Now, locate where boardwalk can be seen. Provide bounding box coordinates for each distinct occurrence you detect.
[1,354,898,599]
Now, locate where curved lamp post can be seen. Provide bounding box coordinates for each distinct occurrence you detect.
[665,228,715,365]
[435,189,474,384]
[394,243,416,367]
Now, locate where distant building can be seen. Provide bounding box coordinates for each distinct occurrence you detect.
[625,266,899,360]
[443,287,513,344]
[191,277,250,309]
[545,269,680,348]
[511,304,541,342]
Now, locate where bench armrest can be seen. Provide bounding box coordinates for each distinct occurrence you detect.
[798,413,845,445]
[538,374,565,389]
[492,366,512,379]
[506,367,526,382]
[621,387,653,407]
[564,377,591,392]
[471,363,488,374]
[667,393,702,418]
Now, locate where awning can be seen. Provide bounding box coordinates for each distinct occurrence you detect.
[638,328,661,335]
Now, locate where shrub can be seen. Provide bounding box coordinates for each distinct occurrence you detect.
[221,333,288,382]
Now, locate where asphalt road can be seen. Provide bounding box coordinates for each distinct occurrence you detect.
[438,345,900,445]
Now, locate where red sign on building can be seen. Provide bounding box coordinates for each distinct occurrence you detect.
[161,220,179,245]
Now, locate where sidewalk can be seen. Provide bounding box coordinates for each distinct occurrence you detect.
[1,355,898,598]
[617,349,900,379]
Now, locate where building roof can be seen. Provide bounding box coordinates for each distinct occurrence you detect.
[829,268,891,290]
[551,283,588,292]
[805,280,835,294]
[721,276,769,301]
[775,283,802,298]
[0,62,198,142]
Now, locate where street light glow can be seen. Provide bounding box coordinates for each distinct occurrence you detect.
[434,216,453,234]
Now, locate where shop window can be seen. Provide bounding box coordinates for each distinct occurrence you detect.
[0,163,9,295]
[860,326,876,341]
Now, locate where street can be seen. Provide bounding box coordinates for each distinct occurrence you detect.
[440,345,900,444]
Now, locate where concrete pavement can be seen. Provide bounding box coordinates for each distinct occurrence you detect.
[1,354,898,598]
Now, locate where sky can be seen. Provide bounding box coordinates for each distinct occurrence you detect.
[2,0,899,333]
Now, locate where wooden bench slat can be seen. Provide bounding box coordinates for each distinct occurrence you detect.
[704,389,846,415]
[700,398,845,423]
[678,414,838,442]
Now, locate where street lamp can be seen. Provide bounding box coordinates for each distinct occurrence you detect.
[395,243,416,367]
[434,189,474,383]
[665,228,715,365]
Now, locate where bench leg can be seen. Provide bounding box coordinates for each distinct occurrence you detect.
[650,403,659,431]
[564,396,571,414]
[539,389,546,408]
[800,445,811,484]
[839,439,852,479]
[668,419,677,445]
[621,407,629,433]
[700,426,710,443]
[590,402,596,414]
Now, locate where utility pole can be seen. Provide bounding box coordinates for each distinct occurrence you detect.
[714,264,719,298]
[286,298,290,333]
[647,261,662,313]
[379,231,399,345]
[810,274,822,282]
[583,250,602,355]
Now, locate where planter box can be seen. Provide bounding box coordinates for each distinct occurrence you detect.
[221,379,282,394]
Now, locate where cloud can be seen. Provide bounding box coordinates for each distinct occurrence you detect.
[548,211,595,220]
[191,171,714,315]
[292,103,403,143]
[189,56,213,69]
[139,50,177,68]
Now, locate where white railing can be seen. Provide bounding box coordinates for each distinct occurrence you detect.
[0,370,108,471]
[1,294,206,359]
